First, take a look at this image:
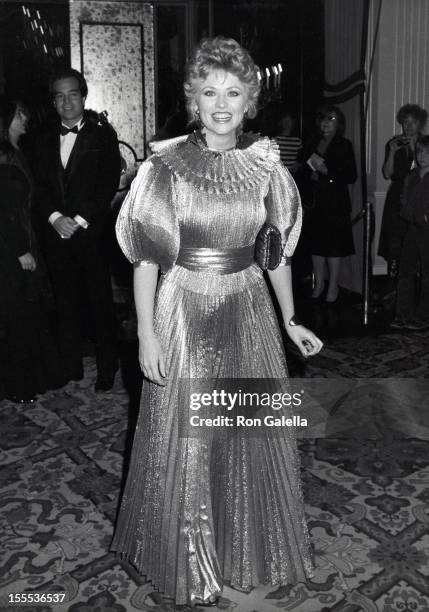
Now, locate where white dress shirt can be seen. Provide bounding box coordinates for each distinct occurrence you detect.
[48,117,89,229]
[59,119,83,167]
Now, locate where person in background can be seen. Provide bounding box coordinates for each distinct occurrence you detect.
[391,135,429,330]
[0,97,64,402]
[274,108,302,175]
[34,68,121,391]
[300,104,357,303]
[378,104,427,279]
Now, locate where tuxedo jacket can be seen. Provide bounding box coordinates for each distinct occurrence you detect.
[35,115,121,244]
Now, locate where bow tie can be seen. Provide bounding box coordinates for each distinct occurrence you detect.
[60,124,80,136]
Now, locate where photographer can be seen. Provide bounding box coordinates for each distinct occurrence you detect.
[378,104,427,278]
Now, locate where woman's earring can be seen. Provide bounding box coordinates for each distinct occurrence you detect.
[193,107,201,126]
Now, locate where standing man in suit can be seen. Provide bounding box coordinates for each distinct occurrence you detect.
[35,68,121,391]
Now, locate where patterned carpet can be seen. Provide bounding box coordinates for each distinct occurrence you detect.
[1,330,429,612]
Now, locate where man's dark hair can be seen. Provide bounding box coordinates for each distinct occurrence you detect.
[50,68,88,98]
[416,134,429,150]
[396,104,427,127]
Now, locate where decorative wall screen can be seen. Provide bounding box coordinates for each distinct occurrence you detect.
[70,1,155,161]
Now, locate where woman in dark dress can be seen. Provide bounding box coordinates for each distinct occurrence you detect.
[378,104,427,277]
[300,105,356,302]
[0,97,64,402]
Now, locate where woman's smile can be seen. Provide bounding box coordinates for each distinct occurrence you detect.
[212,112,232,122]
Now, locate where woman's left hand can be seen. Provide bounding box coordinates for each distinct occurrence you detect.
[286,324,323,358]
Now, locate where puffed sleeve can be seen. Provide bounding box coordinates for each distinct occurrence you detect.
[115,154,179,273]
[264,147,303,265]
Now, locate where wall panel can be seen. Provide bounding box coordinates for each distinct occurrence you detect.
[70,1,155,160]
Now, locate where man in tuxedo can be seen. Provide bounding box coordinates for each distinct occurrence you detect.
[35,68,121,391]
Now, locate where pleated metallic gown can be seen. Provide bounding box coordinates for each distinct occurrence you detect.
[111,132,315,605]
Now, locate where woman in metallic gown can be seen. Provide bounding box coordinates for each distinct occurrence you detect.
[111,37,323,608]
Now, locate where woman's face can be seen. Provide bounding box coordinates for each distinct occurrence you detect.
[9,105,29,140]
[194,69,248,142]
[401,114,421,137]
[320,113,338,138]
[416,145,429,169]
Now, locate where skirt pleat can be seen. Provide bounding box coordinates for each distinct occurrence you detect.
[111,265,314,605]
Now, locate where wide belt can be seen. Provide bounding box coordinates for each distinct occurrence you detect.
[176,245,254,274]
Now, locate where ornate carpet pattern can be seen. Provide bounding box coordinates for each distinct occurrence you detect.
[1,332,429,612]
[301,329,429,378]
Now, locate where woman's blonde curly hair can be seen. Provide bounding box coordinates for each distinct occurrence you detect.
[183,36,261,122]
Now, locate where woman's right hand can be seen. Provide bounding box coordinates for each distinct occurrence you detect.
[18,252,36,271]
[138,332,167,386]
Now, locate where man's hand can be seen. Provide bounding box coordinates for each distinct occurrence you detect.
[52,215,79,239]
[18,252,37,271]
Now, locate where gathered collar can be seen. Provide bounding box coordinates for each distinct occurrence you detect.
[155,130,280,195]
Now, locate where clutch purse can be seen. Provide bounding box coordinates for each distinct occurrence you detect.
[254,223,283,270]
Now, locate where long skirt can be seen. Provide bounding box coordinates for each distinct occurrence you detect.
[111,264,314,605]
